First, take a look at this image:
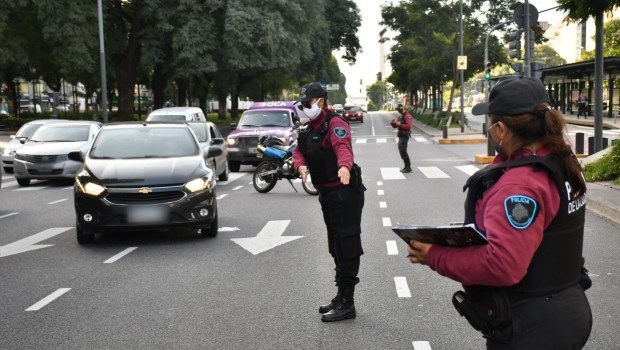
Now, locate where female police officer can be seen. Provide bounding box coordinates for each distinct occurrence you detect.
[292,82,365,322]
[406,77,592,349]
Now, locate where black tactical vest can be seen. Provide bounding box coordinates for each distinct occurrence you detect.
[463,155,586,296]
[297,112,345,186]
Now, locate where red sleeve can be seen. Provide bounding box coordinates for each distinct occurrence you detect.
[425,167,560,287]
[324,117,353,170]
[399,113,413,132]
[292,144,306,171]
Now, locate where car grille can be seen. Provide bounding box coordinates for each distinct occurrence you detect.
[238,136,259,150]
[105,191,185,205]
[18,154,66,163]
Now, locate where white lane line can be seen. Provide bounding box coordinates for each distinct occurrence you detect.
[2,175,15,181]
[381,167,406,180]
[355,138,367,144]
[377,181,383,186]
[379,202,387,208]
[386,240,398,255]
[14,186,49,191]
[0,212,19,220]
[377,138,387,143]
[104,247,138,264]
[455,165,480,176]
[63,186,73,190]
[394,277,412,298]
[412,341,432,350]
[413,136,428,143]
[418,167,450,179]
[25,288,71,311]
[248,181,253,185]
[2,181,17,187]
[233,185,243,191]
[382,217,392,227]
[378,189,384,196]
[217,172,247,186]
[217,194,228,200]
[371,114,376,136]
[48,198,68,205]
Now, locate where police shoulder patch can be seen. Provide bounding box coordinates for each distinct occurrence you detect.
[333,126,347,139]
[503,195,539,230]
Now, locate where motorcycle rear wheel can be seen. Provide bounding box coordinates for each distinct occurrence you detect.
[253,161,278,193]
[302,172,318,195]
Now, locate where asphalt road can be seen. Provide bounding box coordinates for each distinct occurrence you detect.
[1,112,619,349]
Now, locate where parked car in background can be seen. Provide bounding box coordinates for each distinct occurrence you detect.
[343,105,364,123]
[146,107,207,122]
[2,119,66,173]
[188,121,229,181]
[359,103,368,112]
[13,121,102,186]
[226,101,301,172]
[71,122,222,243]
[332,103,344,116]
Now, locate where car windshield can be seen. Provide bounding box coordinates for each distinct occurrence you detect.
[16,124,44,138]
[239,111,291,127]
[148,115,186,121]
[30,125,90,142]
[344,106,361,112]
[90,127,199,159]
[188,124,209,142]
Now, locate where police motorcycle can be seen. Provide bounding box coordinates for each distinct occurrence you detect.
[253,135,318,195]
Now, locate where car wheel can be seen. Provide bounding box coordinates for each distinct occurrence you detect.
[218,161,230,181]
[16,178,30,186]
[229,161,241,172]
[3,167,13,174]
[76,220,95,244]
[199,208,218,238]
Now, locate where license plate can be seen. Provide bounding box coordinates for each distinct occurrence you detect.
[350,117,356,120]
[249,147,257,154]
[127,206,168,224]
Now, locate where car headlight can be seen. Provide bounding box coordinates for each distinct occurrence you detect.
[184,176,214,193]
[75,171,107,196]
[2,148,14,156]
[226,138,238,146]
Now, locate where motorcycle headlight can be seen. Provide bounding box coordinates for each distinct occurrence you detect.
[75,172,107,196]
[277,137,287,144]
[184,176,214,193]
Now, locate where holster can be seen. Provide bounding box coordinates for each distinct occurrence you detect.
[452,286,512,337]
[349,163,366,193]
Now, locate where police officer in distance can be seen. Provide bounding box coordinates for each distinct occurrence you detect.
[390,104,413,173]
[406,77,592,349]
[292,82,365,322]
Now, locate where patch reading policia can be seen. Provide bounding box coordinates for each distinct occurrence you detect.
[334,126,347,139]
[504,195,539,229]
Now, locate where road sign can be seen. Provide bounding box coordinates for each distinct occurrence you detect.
[457,56,467,70]
[325,84,340,91]
[513,3,538,29]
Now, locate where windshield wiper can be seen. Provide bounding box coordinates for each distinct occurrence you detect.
[260,124,286,127]
[240,124,259,127]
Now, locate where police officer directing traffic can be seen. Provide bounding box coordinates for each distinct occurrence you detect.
[406,77,592,349]
[391,104,413,172]
[292,82,365,322]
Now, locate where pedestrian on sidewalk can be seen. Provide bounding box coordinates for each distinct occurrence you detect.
[406,76,592,349]
[391,104,413,173]
[293,82,366,322]
[577,91,588,119]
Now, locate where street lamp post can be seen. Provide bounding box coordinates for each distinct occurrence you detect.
[30,68,37,117]
[459,0,464,133]
[97,0,108,123]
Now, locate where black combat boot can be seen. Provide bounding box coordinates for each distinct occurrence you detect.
[321,287,356,322]
[318,291,340,314]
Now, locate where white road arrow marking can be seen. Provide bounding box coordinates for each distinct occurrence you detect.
[219,227,240,232]
[0,227,72,258]
[231,220,302,255]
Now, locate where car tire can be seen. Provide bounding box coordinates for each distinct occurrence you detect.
[16,178,30,186]
[3,167,13,174]
[218,161,230,181]
[199,208,218,238]
[76,221,95,244]
[229,161,240,172]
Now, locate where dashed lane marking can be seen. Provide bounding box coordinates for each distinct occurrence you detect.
[14,186,50,192]
[381,167,406,180]
[48,198,68,205]
[377,181,383,186]
[382,217,392,227]
[386,240,398,255]
[355,139,367,144]
[104,247,137,264]
[378,190,384,196]
[217,172,248,186]
[412,341,432,350]
[394,277,412,298]
[380,202,387,208]
[233,186,243,191]
[455,165,480,176]
[418,167,450,179]
[217,194,228,200]
[0,212,19,220]
[25,288,71,311]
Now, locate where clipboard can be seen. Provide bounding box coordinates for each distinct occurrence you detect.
[392,223,487,247]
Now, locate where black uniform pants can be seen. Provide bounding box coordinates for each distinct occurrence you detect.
[398,135,410,167]
[577,102,587,118]
[486,284,592,350]
[318,185,364,288]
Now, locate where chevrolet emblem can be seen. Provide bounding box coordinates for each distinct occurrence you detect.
[138,187,152,194]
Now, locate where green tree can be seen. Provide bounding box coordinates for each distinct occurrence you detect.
[580,18,620,60]
[366,80,388,111]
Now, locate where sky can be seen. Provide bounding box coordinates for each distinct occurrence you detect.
[336,0,562,101]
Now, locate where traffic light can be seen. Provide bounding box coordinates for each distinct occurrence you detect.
[484,61,492,80]
[508,30,522,60]
[530,61,543,79]
[377,72,382,81]
[511,62,523,74]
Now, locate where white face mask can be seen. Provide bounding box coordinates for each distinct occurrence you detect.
[303,98,322,120]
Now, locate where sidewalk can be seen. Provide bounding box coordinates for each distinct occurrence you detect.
[412,112,620,227]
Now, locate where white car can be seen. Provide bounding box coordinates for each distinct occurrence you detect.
[13,121,102,186]
[146,107,207,122]
[2,119,67,173]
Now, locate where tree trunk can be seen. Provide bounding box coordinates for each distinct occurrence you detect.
[218,92,227,120]
[176,79,187,106]
[152,63,167,109]
[8,79,19,117]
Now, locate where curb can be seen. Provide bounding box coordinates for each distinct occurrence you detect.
[438,137,488,144]
[587,195,620,226]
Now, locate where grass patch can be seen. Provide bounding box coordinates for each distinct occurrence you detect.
[412,110,466,129]
[583,141,620,184]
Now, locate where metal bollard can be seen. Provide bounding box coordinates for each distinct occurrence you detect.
[482,122,487,135]
[575,133,584,154]
[442,125,448,139]
[589,136,610,154]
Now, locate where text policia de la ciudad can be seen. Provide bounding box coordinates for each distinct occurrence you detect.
[565,181,587,214]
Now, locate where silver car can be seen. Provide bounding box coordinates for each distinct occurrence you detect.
[2,119,67,173]
[13,121,102,186]
[188,122,229,181]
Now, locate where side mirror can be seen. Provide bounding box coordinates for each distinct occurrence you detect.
[294,121,301,129]
[19,138,27,144]
[206,145,223,158]
[230,122,238,129]
[211,138,225,146]
[68,150,84,162]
